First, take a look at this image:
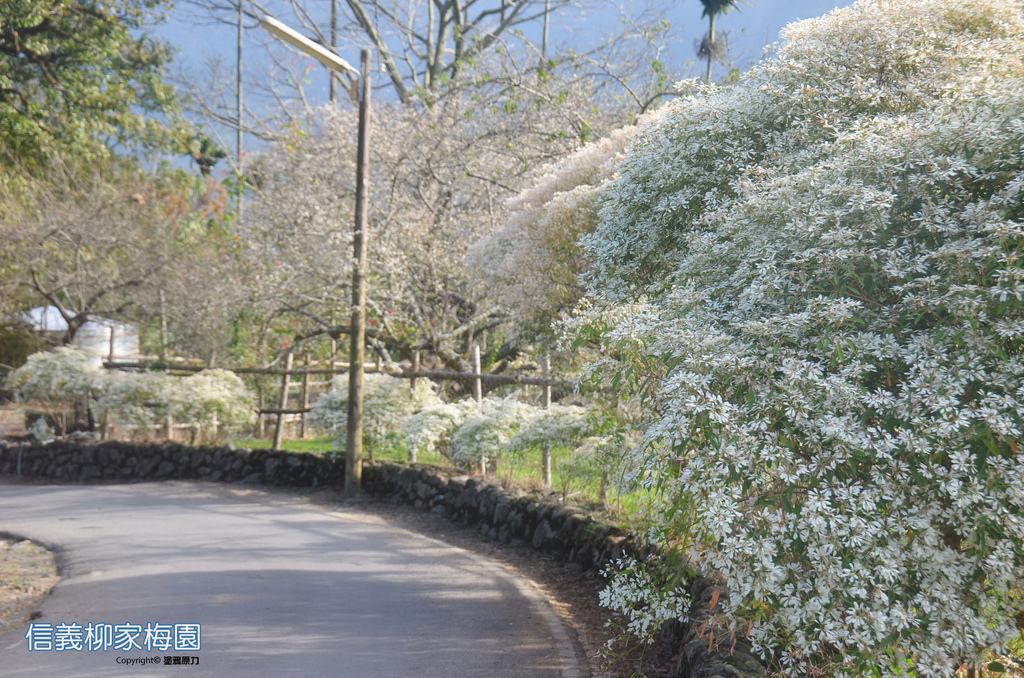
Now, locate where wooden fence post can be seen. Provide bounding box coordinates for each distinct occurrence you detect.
[257,390,265,439]
[472,344,485,476]
[300,353,310,439]
[108,327,116,362]
[272,351,293,451]
[410,350,420,463]
[159,289,168,362]
[542,353,552,487]
[472,344,482,406]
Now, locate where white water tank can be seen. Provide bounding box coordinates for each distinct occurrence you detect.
[25,307,142,366]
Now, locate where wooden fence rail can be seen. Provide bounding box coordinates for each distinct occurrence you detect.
[107,345,591,456]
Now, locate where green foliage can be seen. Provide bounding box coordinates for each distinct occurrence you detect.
[0,0,183,168]
[0,326,44,384]
[697,0,742,19]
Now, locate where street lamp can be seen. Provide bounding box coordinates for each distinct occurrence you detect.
[259,15,371,498]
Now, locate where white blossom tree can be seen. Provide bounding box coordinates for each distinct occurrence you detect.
[468,124,637,339]
[238,71,639,370]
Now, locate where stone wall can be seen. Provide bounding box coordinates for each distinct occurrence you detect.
[0,440,764,678]
[362,461,659,575]
[0,440,345,487]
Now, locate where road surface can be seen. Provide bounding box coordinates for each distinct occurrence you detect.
[0,480,581,677]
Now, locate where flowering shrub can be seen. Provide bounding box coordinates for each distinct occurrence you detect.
[164,369,255,432]
[398,398,479,459]
[448,398,538,469]
[571,0,1024,675]
[308,373,439,446]
[468,126,636,336]
[94,371,171,434]
[505,403,594,453]
[10,353,255,438]
[599,558,692,644]
[8,347,104,435]
[8,347,103,404]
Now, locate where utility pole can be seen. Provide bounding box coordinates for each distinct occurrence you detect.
[258,15,368,496]
[329,0,339,103]
[344,50,372,498]
[237,0,244,169]
[542,0,550,63]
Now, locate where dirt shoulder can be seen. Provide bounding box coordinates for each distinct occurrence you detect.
[0,537,60,639]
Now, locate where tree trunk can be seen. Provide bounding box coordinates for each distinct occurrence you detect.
[706,13,716,84]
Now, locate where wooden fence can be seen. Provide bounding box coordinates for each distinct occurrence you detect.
[105,346,576,454]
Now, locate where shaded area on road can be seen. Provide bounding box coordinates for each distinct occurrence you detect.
[0,482,579,677]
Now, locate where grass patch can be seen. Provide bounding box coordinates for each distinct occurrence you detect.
[230,435,652,524]
[231,436,340,455]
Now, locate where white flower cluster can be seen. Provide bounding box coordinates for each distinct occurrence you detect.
[566,0,1024,674]
[8,346,102,403]
[398,395,603,468]
[163,369,256,430]
[398,398,479,459]
[11,350,255,435]
[94,371,170,432]
[599,559,692,643]
[308,373,440,445]
[447,398,537,468]
[506,403,593,454]
[437,400,599,470]
[468,126,636,336]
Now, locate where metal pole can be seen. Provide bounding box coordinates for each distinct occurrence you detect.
[345,50,372,498]
[237,0,244,168]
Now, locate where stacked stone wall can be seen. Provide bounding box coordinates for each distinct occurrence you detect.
[0,440,345,487]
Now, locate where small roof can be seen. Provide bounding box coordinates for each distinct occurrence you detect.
[24,307,132,333]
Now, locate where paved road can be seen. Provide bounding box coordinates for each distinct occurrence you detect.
[0,481,581,677]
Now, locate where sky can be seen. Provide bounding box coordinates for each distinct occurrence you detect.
[150,0,858,167]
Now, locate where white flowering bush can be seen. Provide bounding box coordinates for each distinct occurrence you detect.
[27,417,55,442]
[163,369,255,433]
[94,371,172,434]
[448,398,538,469]
[308,373,440,446]
[506,403,594,453]
[8,347,103,403]
[468,126,636,337]
[9,353,255,439]
[398,398,479,460]
[8,347,105,435]
[570,0,1024,675]
[599,558,692,644]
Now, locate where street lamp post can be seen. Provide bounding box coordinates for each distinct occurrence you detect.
[258,15,371,497]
